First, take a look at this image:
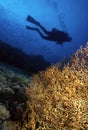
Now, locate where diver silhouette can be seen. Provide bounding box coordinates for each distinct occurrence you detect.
[26,15,72,45]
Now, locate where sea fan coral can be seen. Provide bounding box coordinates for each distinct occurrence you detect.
[17,43,88,130]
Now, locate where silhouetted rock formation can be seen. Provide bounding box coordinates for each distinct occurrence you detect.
[0,41,50,74]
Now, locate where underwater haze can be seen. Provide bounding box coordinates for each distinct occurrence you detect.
[0,0,88,63]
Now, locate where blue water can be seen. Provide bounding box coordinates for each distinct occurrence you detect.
[0,0,88,63]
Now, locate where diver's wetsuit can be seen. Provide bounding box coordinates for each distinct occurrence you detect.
[26,15,72,44]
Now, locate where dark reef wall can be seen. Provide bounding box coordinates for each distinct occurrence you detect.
[0,41,50,74]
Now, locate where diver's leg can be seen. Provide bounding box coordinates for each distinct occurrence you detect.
[37,29,50,40]
[38,23,50,35]
[27,21,50,35]
[26,26,39,31]
[26,15,50,35]
[26,26,49,40]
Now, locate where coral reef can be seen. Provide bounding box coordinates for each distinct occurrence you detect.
[0,62,30,130]
[18,42,88,130]
[0,42,88,130]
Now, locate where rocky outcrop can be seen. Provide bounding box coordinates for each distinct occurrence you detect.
[0,41,50,74]
[0,62,30,130]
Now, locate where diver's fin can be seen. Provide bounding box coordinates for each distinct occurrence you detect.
[26,15,39,25]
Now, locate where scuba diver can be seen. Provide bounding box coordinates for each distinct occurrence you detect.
[26,15,72,45]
